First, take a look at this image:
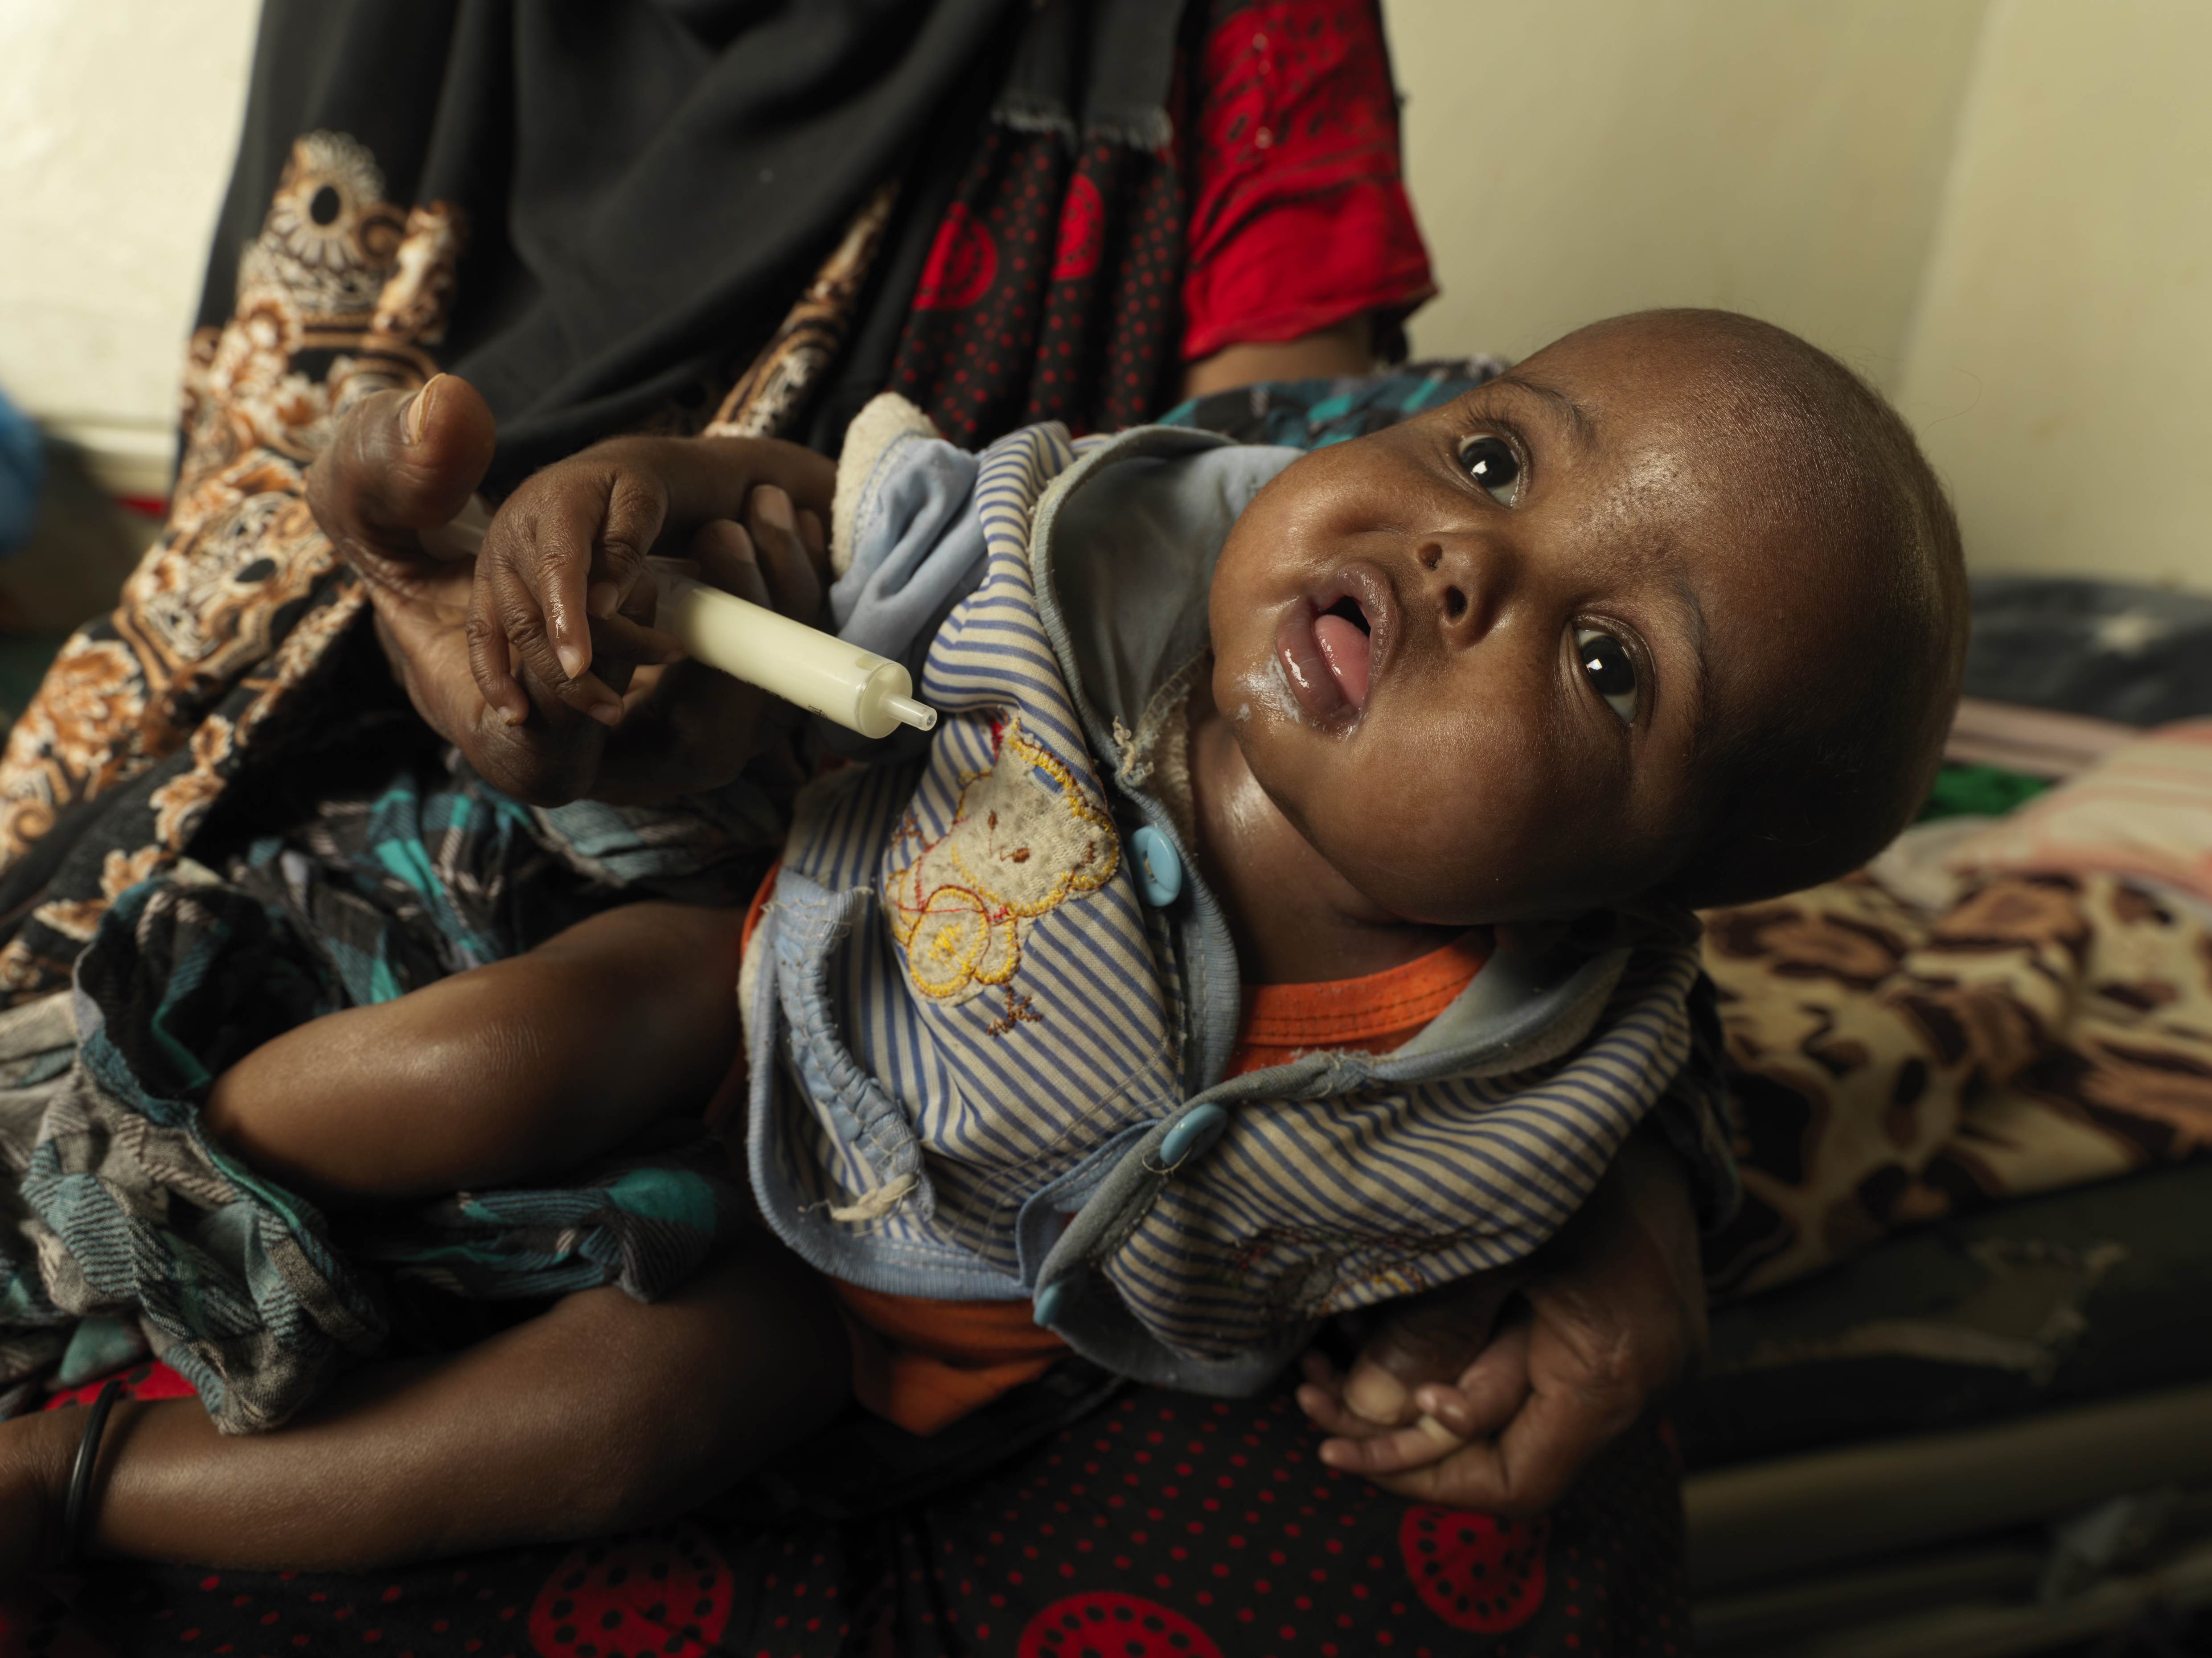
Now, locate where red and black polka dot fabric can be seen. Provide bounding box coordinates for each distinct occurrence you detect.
[891,122,1186,448]
[890,0,1435,449]
[43,1379,1689,1658]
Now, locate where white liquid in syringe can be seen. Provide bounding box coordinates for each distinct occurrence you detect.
[653,565,936,740]
[421,503,931,739]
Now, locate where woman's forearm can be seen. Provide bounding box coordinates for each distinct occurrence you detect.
[1180,314,1375,399]
[20,1236,846,1574]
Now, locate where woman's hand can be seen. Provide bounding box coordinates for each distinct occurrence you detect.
[463,428,829,804]
[307,376,834,804]
[307,377,501,751]
[1297,1123,1708,1513]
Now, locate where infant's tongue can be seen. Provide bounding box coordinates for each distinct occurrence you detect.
[1313,611,1371,711]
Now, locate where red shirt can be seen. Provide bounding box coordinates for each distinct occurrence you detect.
[1182,0,1436,361]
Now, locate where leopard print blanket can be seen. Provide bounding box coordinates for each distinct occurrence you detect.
[1704,820,2212,1297]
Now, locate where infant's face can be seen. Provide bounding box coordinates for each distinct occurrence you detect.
[1208,322,1860,924]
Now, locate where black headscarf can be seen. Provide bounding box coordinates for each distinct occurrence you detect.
[198,0,1018,485]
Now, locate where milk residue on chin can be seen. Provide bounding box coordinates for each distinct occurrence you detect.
[1237,657,1317,730]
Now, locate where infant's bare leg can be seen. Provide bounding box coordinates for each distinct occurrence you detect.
[0,1231,847,1578]
[202,900,745,1206]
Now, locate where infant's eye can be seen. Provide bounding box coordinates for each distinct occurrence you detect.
[1457,435,1522,505]
[1576,628,1637,724]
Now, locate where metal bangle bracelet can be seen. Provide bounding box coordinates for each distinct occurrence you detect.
[57,1377,123,1570]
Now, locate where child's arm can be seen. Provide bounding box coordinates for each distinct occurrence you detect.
[0,1232,849,1578]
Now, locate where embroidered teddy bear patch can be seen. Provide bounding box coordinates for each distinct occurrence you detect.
[884,717,1120,1012]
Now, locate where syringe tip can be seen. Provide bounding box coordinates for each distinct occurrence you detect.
[886,694,937,733]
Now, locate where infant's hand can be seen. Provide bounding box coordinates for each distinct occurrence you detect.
[1296,1273,1520,1484]
[1297,1124,1709,1512]
[467,434,831,736]
[585,502,825,802]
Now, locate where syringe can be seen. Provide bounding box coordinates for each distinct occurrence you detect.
[652,563,937,739]
[423,499,936,739]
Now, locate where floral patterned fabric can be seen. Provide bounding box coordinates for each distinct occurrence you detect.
[0,132,453,1000]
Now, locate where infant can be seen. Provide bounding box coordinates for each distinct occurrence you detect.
[204,308,1966,1485]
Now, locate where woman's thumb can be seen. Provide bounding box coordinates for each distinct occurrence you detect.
[314,376,497,549]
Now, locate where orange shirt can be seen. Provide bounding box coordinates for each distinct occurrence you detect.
[1225,930,1495,1079]
[741,864,1491,1435]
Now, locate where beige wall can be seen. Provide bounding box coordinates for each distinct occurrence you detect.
[1896,0,2212,588]
[0,0,259,491]
[1385,0,2212,590]
[1383,0,1990,390]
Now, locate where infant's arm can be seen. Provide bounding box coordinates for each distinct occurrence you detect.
[1296,1121,1710,1508]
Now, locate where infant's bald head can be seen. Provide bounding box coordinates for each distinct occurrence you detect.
[1524,309,1967,906]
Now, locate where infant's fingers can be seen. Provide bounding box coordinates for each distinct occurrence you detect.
[493,469,666,686]
[689,519,773,609]
[1351,1445,1514,1507]
[797,506,827,571]
[587,610,685,671]
[1463,1385,1628,1517]
[745,486,824,627]
[478,552,625,727]
[1317,1415,1467,1476]
[1416,1321,1534,1442]
[464,578,529,728]
[690,521,778,619]
[1341,1354,1417,1429]
[1296,1384,1378,1442]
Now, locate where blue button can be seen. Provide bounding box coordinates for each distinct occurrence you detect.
[1158,1102,1227,1168]
[1129,826,1183,906]
[1033,1277,1072,1328]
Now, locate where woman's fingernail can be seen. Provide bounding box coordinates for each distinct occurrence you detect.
[403,374,446,446]
[589,700,624,730]
[557,641,591,682]
[754,485,795,533]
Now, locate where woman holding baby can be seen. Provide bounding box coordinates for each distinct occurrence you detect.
[0,2,1873,1652]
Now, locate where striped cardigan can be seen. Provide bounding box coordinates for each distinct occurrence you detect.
[742,399,1725,1393]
